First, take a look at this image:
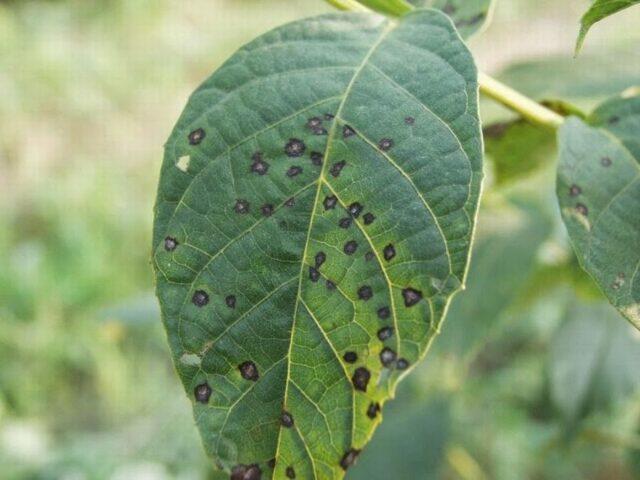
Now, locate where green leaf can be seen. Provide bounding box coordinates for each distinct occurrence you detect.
[409,0,494,38]
[152,9,482,478]
[549,300,640,423]
[557,92,640,330]
[576,0,640,54]
[353,0,413,16]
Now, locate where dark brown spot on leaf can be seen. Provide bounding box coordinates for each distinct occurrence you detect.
[250,153,269,175]
[261,204,274,217]
[309,266,320,283]
[286,467,296,479]
[348,202,363,218]
[343,125,355,138]
[340,449,361,470]
[383,244,396,261]
[378,138,393,151]
[330,161,346,177]
[402,287,423,307]
[326,279,336,291]
[231,464,262,480]
[194,383,211,403]
[284,138,305,157]
[405,116,415,125]
[380,347,397,367]
[344,240,358,255]
[235,199,250,214]
[164,236,178,251]
[396,358,409,370]
[576,203,588,216]
[307,117,322,129]
[352,367,370,392]
[601,156,612,167]
[188,128,205,145]
[192,290,209,307]
[358,285,373,301]
[268,459,276,469]
[281,411,294,428]
[315,251,326,268]
[310,151,323,166]
[287,166,303,177]
[343,351,357,363]
[225,295,236,309]
[285,197,295,207]
[609,116,620,124]
[365,251,375,261]
[324,113,335,120]
[239,361,259,381]
[377,326,393,341]
[367,402,381,419]
[339,217,352,229]
[363,213,375,225]
[323,195,337,210]
[569,185,581,197]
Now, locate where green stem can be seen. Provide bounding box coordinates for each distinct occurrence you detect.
[325,0,370,11]
[478,73,564,130]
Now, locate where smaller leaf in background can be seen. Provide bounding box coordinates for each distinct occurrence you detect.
[354,0,413,16]
[548,300,640,424]
[576,0,640,54]
[484,119,556,185]
[557,92,640,330]
[409,0,494,38]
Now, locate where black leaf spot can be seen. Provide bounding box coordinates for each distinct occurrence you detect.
[284,138,305,157]
[286,467,296,479]
[396,358,409,370]
[268,459,276,469]
[367,402,381,419]
[377,326,393,341]
[343,351,357,363]
[378,138,394,151]
[307,117,322,129]
[234,199,250,214]
[194,383,212,403]
[250,153,269,175]
[330,161,346,177]
[339,217,352,229]
[311,126,327,135]
[340,449,361,470]
[310,151,323,166]
[365,251,375,261]
[609,116,620,124]
[192,290,209,307]
[569,185,581,197]
[380,347,397,367]
[576,203,589,216]
[239,361,259,381]
[231,464,262,480]
[286,166,303,177]
[363,213,375,225]
[225,295,236,309]
[402,287,423,307]
[344,240,358,255]
[324,113,335,120]
[164,236,178,251]
[285,197,295,207]
[348,202,363,218]
[281,411,294,428]
[352,367,370,392]
[261,204,274,217]
[357,285,373,301]
[323,195,337,210]
[377,306,390,319]
[188,128,205,145]
[309,266,320,283]
[315,251,326,268]
[383,244,396,261]
[343,125,355,138]
[404,116,415,125]
[326,279,336,291]
[601,156,612,167]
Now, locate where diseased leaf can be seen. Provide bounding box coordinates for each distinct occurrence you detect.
[557,92,640,330]
[409,0,494,38]
[152,9,482,479]
[549,300,640,423]
[576,0,640,54]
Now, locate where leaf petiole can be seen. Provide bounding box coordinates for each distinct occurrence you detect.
[478,72,565,130]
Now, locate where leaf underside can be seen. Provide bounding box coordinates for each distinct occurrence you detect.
[153,9,481,479]
[557,93,640,331]
[576,0,640,53]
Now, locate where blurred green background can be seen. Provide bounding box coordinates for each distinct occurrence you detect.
[1,1,640,479]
